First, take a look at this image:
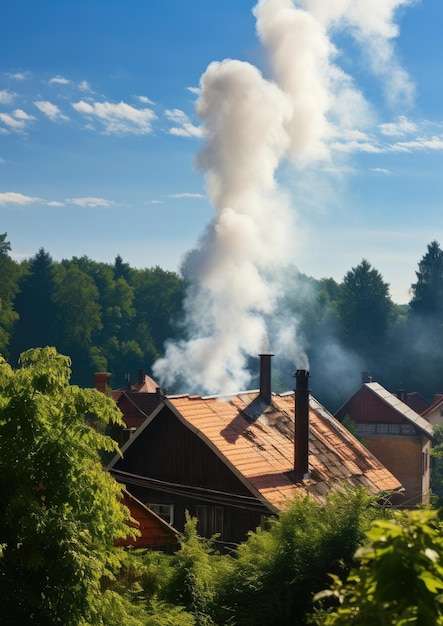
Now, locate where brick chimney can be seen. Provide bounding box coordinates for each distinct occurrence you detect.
[295,370,310,480]
[94,372,111,394]
[259,353,273,405]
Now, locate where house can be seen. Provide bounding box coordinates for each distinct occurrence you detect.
[93,370,164,445]
[107,355,400,547]
[421,394,443,427]
[117,488,180,551]
[335,374,434,507]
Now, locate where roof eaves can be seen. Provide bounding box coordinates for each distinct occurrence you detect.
[365,383,434,438]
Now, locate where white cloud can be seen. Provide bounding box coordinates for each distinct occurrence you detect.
[72,99,157,135]
[49,75,71,85]
[35,100,69,121]
[169,193,205,199]
[6,72,29,81]
[0,192,40,206]
[370,167,391,175]
[0,109,35,131]
[379,116,417,136]
[389,136,443,153]
[47,200,65,207]
[187,86,200,95]
[78,80,91,92]
[66,196,116,208]
[165,108,203,138]
[136,95,155,105]
[0,89,15,104]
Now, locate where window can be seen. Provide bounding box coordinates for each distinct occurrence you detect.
[355,423,417,437]
[148,503,174,526]
[196,506,223,539]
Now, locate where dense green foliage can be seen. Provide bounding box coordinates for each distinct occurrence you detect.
[115,488,381,626]
[314,509,443,625]
[0,347,138,624]
[0,344,440,625]
[2,234,443,404]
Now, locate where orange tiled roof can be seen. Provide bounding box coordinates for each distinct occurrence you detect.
[167,391,401,510]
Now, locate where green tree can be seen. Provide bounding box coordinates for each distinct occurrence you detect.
[216,487,377,626]
[410,240,443,316]
[314,509,443,625]
[337,259,393,355]
[0,347,136,625]
[0,233,19,356]
[53,264,104,384]
[132,266,186,354]
[10,248,57,362]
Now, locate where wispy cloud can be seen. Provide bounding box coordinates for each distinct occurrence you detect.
[6,72,29,81]
[389,136,443,153]
[370,167,391,175]
[0,89,15,104]
[165,108,203,138]
[136,95,155,105]
[49,75,71,85]
[169,193,205,199]
[0,191,41,206]
[47,200,65,207]
[379,116,418,137]
[72,99,157,135]
[78,80,91,92]
[66,196,116,208]
[35,100,69,121]
[0,109,35,132]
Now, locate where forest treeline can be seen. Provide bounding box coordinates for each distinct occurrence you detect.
[1,232,443,408]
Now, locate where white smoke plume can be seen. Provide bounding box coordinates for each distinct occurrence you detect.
[153,0,414,395]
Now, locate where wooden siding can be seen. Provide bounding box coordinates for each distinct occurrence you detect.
[336,386,410,425]
[116,491,180,550]
[113,406,268,545]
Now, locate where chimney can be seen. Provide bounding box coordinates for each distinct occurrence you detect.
[397,388,407,403]
[361,371,371,384]
[138,368,145,385]
[94,372,111,394]
[259,353,273,405]
[295,369,310,480]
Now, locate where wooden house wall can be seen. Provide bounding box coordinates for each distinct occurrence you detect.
[114,406,268,545]
[116,495,180,550]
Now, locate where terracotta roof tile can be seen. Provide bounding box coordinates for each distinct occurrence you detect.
[168,391,401,511]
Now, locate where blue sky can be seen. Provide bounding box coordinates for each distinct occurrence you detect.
[1,0,443,307]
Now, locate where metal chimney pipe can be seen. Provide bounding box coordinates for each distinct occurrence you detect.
[259,353,273,405]
[295,369,310,480]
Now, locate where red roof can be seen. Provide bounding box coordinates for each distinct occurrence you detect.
[117,489,180,549]
[120,391,401,511]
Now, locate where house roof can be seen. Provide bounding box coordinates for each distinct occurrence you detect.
[405,392,431,415]
[111,390,401,511]
[421,394,443,418]
[117,489,180,549]
[337,382,434,438]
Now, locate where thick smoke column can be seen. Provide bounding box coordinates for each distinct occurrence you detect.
[154,60,297,394]
[153,0,414,395]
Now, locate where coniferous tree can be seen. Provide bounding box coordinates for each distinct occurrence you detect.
[336,259,393,357]
[410,240,443,317]
[10,248,57,363]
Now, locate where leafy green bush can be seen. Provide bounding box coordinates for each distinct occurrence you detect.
[314,508,443,625]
